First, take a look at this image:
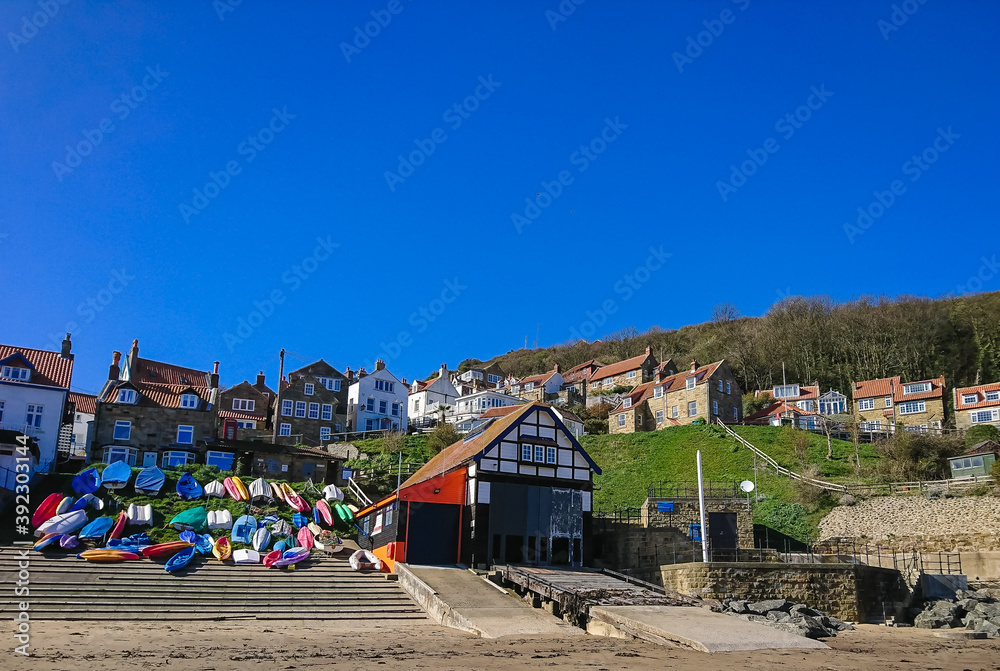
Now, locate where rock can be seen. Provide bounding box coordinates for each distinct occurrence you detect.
[915,611,959,629]
[727,599,749,614]
[974,620,1000,637]
[766,611,791,623]
[781,615,833,639]
[974,602,1000,619]
[929,601,962,619]
[746,599,791,614]
[731,613,769,623]
[956,598,980,613]
[789,603,822,617]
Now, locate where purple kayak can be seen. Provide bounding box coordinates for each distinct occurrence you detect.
[59,535,80,550]
[272,548,309,568]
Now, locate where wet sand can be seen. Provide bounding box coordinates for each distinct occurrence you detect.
[8,621,1000,670]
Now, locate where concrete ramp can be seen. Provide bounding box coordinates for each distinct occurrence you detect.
[589,605,829,652]
[396,563,582,638]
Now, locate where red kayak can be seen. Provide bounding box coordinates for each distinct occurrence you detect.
[139,541,194,558]
[32,493,63,528]
[262,550,282,567]
[109,511,128,540]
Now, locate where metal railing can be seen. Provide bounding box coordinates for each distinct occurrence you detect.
[347,475,373,507]
[647,480,741,500]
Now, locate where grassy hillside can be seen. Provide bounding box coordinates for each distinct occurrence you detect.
[581,424,880,541]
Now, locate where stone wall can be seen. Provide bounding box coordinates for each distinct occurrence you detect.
[642,497,754,550]
[591,522,698,570]
[659,562,906,622]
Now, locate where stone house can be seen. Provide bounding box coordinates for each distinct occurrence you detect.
[451,362,506,393]
[587,348,675,408]
[93,340,223,469]
[953,381,1000,431]
[217,372,274,442]
[211,437,337,483]
[852,375,947,433]
[275,360,347,447]
[559,359,604,404]
[506,366,564,403]
[744,400,821,429]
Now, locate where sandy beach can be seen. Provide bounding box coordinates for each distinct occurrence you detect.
[8,620,1000,670]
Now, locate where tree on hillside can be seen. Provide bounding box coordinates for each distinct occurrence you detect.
[427,422,460,454]
[965,424,1000,447]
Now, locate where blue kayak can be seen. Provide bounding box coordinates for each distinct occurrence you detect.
[69,497,89,513]
[231,514,257,544]
[194,534,214,555]
[176,473,204,500]
[164,546,196,572]
[273,540,287,553]
[292,512,308,529]
[135,466,166,495]
[102,461,132,490]
[179,530,196,543]
[78,516,114,540]
[72,467,101,495]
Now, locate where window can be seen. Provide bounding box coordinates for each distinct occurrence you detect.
[113,420,131,440]
[162,451,195,468]
[904,424,928,433]
[860,420,882,431]
[365,398,375,412]
[488,374,501,384]
[281,399,293,416]
[712,400,719,415]
[233,399,255,411]
[391,402,399,416]
[206,451,234,470]
[884,396,893,408]
[626,370,637,380]
[321,404,333,420]
[637,414,643,426]
[320,427,331,442]
[962,393,978,405]
[413,399,420,414]
[858,398,875,411]
[903,382,932,395]
[687,401,697,417]
[820,397,846,414]
[971,409,1000,423]
[379,399,388,414]
[304,383,314,396]
[524,382,534,392]
[295,401,307,418]
[774,384,800,399]
[26,404,43,427]
[987,391,1000,402]
[365,419,374,431]
[797,400,814,412]
[236,420,256,429]
[602,378,612,387]
[617,414,626,427]
[102,446,137,465]
[117,388,137,403]
[374,380,395,393]
[1,365,29,381]
[266,459,280,472]
[685,377,696,390]
[279,423,291,436]
[733,407,739,421]
[335,422,342,432]
[726,381,732,394]
[522,444,532,461]
[180,394,199,409]
[898,400,926,415]
[0,400,4,423]
[318,377,341,391]
[623,398,632,409]
[672,405,679,418]
[308,403,320,419]
[546,447,557,464]
[176,425,194,444]
[655,410,664,423]
[653,386,663,399]
[718,380,724,392]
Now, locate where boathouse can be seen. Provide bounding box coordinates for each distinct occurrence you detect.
[355,402,601,570]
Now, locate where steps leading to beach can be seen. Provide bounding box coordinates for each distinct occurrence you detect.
[0,546,425,621]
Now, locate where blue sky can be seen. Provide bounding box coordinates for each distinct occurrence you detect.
[2,1,998,394]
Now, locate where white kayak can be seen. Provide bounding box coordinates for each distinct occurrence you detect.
[34,510,88,538]
[207,509,233,530]
[204,480,226,498]
[322,484,344,502]
[127,503,153,525]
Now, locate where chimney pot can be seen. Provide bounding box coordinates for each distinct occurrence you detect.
[61,333,73,359]
[690,360,699,373]
[109,350,122,380]
[553,363,561,373]
[256,371,266,386]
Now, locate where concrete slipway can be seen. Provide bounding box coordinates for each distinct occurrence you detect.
[395,563,828,652]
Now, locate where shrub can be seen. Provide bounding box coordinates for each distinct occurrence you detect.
[838,493,857,506]
[966,424,1000,447]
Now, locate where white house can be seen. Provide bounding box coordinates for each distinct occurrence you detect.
[0,335,75,494]
[66,392,96,461]
[348,360,408,433]
[408,363,459,429]
[553,407,586,438]
[451,388,525,431]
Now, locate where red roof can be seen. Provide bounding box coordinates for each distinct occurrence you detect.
[955,382,1000,410]
[853,376,945,402]
[218,410,265,421]
[131,357,210,387]
[515,368,558,387]
[0,344,74,389]
[68,392,97,414]
[478,405,522,419]
[590,352,652,382]
[102,381,212,409]
[745,401,818,423]
[562,360,604,383]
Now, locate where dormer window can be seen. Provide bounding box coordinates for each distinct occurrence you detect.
[623,397,632,408]
[117,389,137,404]
[1,366,29,381]
[304,383,315,395]
[524,382,534,391]
[653,386,663,399]
[962,393,978,405]
[180,394,199,409]
[774,384,800,398]
[685,377,696,390]
[179,376,189,384]
[903,382,932,395]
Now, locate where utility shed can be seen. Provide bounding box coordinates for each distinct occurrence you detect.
[355,402,602,570]
[948,441,999,478]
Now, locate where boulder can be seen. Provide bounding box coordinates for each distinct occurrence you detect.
[732,613,769,623]
[915,610,959,629]
[766,610,791,623]
[956,598,980,613]
[974,620,1000,637]
[789,603,822,617]
[746,599,791,614]
[781,615,833,639]
[727,599,749,614]
[974,602,1000,619]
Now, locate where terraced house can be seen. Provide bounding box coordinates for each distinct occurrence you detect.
[505,365,564,403]
[217,371,274,441]
[953,381,1000,431]
[93,340,222,469]
[852,375,947,433]
[587,347,672,407]
[609,359,742,434]
[275,359,347,446]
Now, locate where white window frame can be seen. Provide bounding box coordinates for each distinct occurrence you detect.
[1,365,30,381]
[672,405,679,419]
[986,391,1000,402]
[962,393,978,405]
[534,445,545,462]
[602,378,612,388]
[236,420,256,429]
[304,383,314,396]
[617,414,626,427]
[117,388,137,404]
[903,382,932,395]
[774,384,800,399]
[321,404,333,421]
[102,446,137,466]
[884,396,893,408]
[546,446,557,464]
[858,398,875,411]
[898,400,926,415]
[521,444,532,461]
[205,450,234,470]
[971,409,1000,424]
[379,399,388,414]
[653,386,663,399]
[685,377,696,390]
[281,399,293,416]
[279,423,291,436]
[687,401,697,417]
[626,370,637,380]
[391,402,400,417]
[162,450,195,468]
[232,398,255,411]
[797,400,814,412]
[295,401,307,418]
[176,425,194,444]
[113,420,131,440]
[655,410,664,423]
[861,420,882,431]
[26,404,43,427]
[308,402,320,419]
[623,398,632,409]
[180,394,199,409]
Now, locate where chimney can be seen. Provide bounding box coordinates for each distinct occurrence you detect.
[553,363,561,373]
[440,363,448,380]
[645,345,653,357]
[374,359,386,371]
[358,367,367,377]
[60,333,73,359]
[211,361,220,389]
[690,359,699,373]
[402,377,408,386]
[256,371,266,386]
[128,339,139,375]
[345,367,353,383]
[109,351,122,380]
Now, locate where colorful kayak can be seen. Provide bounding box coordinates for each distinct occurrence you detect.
[109,511,128,539]
[35,510,88,538]
[72,466,102,495]
[32,493,63,528]
[315,531,343,553]
[194,533,214,555]
[101,460,132,490]
[164,546,197,572]
[223,477,242,501]
[251,527,271,552]
[169,506,208,532]
[231,514,257,544]
[233,549,260,564]
[55,496,74,515]
[270,519,292,537]
[270,481,286,502]
[179,530,196,543]
[273,540,287,553]
[322,484,344,501]
[127,503,152,525]
[280,483,310,512]
[139,541,194,558]
[307,522,323,537]
[296,526,314,549]
[78,516,114,540]
[78,549,140,562]
[249,477,271,500]
[272,548,309,568]
[134,466,166,495]
[176,473,204,500]
[69,496,90,513]
[80,493,104,511]
[292,512,308,529]
[33,533,64,551]
[315,499,335,526]
[207,509,233,530]
[334,502,354,523]
[231,476,249,501]
[213,536,232,561]
[262,549,282,567]
[204,480,226,498]
[59,534,79,550]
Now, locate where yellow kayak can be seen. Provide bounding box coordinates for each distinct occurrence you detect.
[77,549,140,561]
[231,476,249,501]
[213,535,232,561]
